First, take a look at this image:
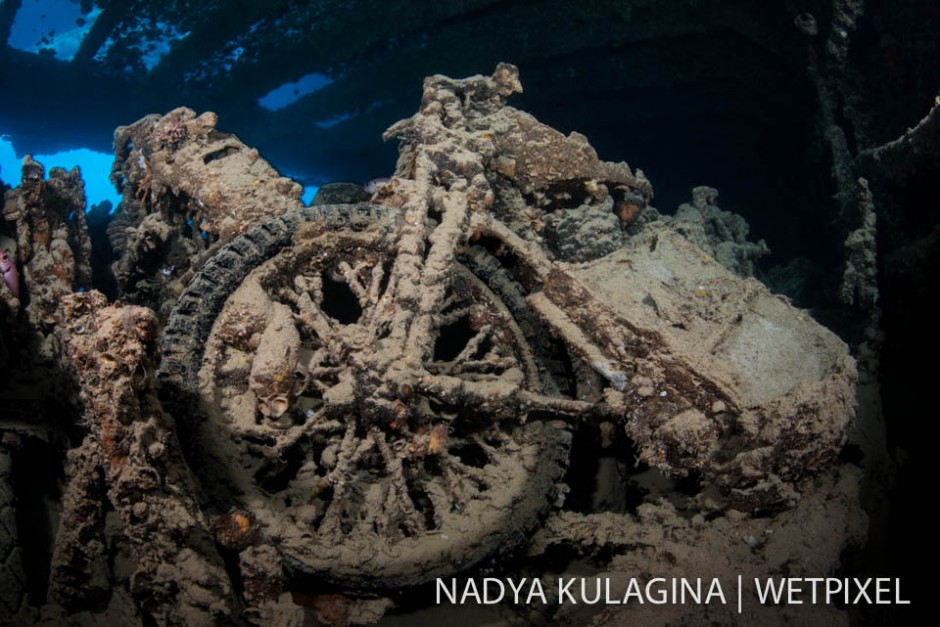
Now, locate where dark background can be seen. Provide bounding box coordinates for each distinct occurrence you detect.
[1,0,937,615]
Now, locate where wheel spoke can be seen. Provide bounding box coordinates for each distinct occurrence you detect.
[337,261,371,308]
[518,390,609,420]
[470,432,509,458]
[368,262,385,302]
[442,325,492,374]
[426,356,517,376]
[436,306,472,327]
[193,215,574,587]
[417,371,526,419]
[320,426,376,539]
[371,429,422,535]
[440,452,489,490]
[296,292,336,341]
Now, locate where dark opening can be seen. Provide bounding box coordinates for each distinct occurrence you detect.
[255,443,306,494]
[406,476,437,531]
[543,336,578,400]
[433,316,476,362]
[449,441,489,469]
[320,269,363,324]
[202,146,240,164]
[561,423,646,515]
[11,437,64,605]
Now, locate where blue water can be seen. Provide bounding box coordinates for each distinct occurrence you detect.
[7,0,100,61]
[0,136,122,211]
[259,72,333,112]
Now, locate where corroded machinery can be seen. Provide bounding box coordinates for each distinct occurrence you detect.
[157,63,854,593]
[0,65,857,625]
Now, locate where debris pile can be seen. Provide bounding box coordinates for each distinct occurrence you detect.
[109,107,304,313]
[2,158,91,325]
[0,65,868,626]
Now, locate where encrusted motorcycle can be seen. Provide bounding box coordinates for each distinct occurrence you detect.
[156,64,855,593]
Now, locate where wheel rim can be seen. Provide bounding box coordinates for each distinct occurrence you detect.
[194,222,571,588]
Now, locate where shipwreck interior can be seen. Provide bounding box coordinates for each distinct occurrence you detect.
[0,0,936,625]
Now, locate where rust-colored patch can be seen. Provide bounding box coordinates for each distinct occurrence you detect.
[616,200,641,225]
[210,510,256,550]
[100,418,128,473]
[428,423,449,455]
[292,592,354,627]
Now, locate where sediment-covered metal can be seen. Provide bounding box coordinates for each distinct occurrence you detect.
[108,107,305,314]
[51,291,238,624]
[0,62,867,625]
[2,157,91,325]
